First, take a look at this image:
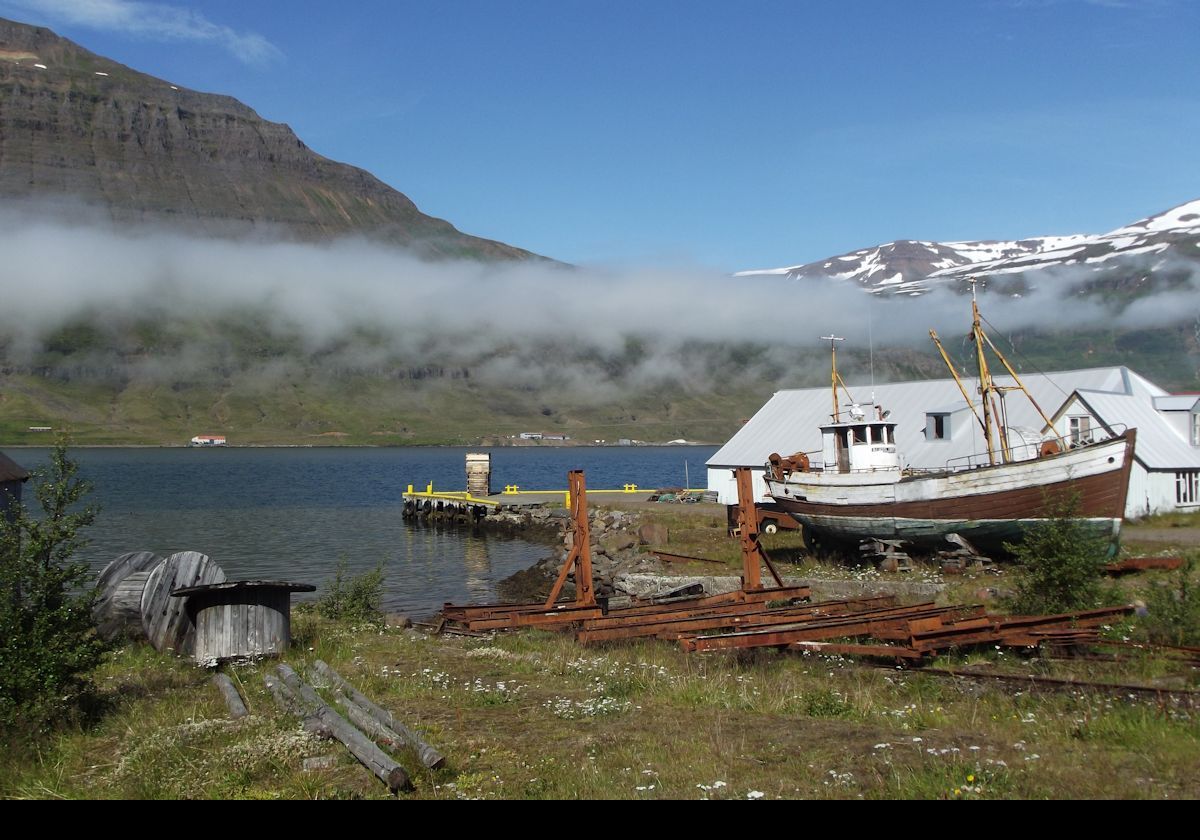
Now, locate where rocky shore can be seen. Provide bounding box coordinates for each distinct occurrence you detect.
[488,506,672,602]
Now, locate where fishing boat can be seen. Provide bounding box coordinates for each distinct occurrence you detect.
[763,288,1136,553]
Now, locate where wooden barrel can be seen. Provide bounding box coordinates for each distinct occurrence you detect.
[173,581,316,665]
[141,551,226,654]
[94,551,163,640]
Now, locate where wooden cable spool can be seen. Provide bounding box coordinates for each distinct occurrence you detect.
[93,551,163,641]
[141,551,226,654]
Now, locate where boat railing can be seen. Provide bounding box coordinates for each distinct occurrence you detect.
[941,424,1130,472]
[1066,423,1126,448]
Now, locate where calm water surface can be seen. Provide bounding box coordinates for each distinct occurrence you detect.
[12,446,717,617]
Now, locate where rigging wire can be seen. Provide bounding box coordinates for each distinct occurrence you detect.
[978,310,1072,400]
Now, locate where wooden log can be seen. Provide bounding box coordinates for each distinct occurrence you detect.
[312,660,446,769]
[94,551,162,640]
[213,673,249,719]
[141,551,226,654]
[276,665,413,793]
[263,672,333,738]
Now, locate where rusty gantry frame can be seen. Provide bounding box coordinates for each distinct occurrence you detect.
[542,470,595,609]
[733,467,786,590]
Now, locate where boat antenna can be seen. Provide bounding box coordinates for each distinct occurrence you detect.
[867,292,875,392]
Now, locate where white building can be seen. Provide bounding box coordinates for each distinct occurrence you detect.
[706,366,1200,519]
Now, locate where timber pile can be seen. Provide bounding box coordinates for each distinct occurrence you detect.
[265,662,444,794]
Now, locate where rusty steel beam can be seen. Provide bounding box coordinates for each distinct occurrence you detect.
[1104,556,1184,575]
[583,593,887,632]
[678,602,963,652]
[919,666,1200,705]
[459,605,604,631]
[443,601,568,620]
[651,550,725,565]
[578,597,897,645]
[906,605,1135,652]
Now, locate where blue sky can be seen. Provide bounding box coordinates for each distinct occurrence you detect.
[2,0,1198,269]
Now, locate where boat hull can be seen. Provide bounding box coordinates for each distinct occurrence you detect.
[765,431,1135,551]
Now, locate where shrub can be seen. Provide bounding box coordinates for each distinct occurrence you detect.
[316,559,384,622]
[1138,557,1200,646]
[0,442,109,733]
[1004,493,1113,615]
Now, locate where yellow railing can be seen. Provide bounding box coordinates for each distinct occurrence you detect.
[403,483,500,507]
[408,482,644,507]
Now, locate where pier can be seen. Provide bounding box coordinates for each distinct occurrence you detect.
[400,480,654,522]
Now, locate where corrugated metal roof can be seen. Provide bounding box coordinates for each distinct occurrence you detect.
[708,366,1189,471]
[1153,395,1200,412]
[0,451,31,484]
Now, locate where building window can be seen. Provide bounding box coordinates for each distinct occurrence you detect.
[1069,416,1092,446]
[1176,471,1200,505]
[926,413,949,441]
[1192,412,1200,447]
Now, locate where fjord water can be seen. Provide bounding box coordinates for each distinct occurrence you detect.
[14,446,717,617]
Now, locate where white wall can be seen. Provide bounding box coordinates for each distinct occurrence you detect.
[708,466,772,506]
[1146,469,1200,517]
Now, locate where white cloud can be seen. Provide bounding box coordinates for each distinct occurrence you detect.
[0,206,1196,397]
[3,0,282,65]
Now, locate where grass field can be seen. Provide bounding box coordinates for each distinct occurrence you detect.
[1,613,1195,800]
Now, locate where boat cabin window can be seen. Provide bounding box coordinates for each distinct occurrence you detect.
[1069,416,1092,446]
[851,425,867,444]
[871,424,890,445]
[925,413,950,441]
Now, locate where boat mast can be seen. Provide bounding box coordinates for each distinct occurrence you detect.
[821,334,855,421]
[930,278,1068,464]
[970,282,1003,464]
[977,316,1068,453]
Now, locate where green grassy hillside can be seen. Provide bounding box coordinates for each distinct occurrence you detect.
[2,312,1197,446]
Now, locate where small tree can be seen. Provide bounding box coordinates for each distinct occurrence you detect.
[316,559,385,623]
[1005,492,1113,615]
[1139,557,1200,646]
[0,441,109,733]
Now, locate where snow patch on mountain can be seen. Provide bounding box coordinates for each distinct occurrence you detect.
[737,199,1200,296]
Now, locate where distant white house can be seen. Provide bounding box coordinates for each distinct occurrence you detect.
[190,435,227,447]
[706,366,1200,518]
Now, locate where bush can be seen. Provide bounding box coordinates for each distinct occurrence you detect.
[0,442,109,733]
[316,559,384,623]
[1138,557,1200,646]
[1004,493,1114,615]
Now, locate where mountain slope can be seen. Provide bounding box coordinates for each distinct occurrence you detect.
[738,199,1200,296]
[0,17,540,260]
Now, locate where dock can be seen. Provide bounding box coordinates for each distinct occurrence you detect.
[400,481,657,521]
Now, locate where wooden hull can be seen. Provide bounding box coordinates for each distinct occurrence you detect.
[765,431,1135,550]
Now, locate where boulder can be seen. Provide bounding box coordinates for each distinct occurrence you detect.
[637,524,668,545]
[601,533,637,554]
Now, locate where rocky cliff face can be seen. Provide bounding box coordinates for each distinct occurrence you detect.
[0,17,540,260]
